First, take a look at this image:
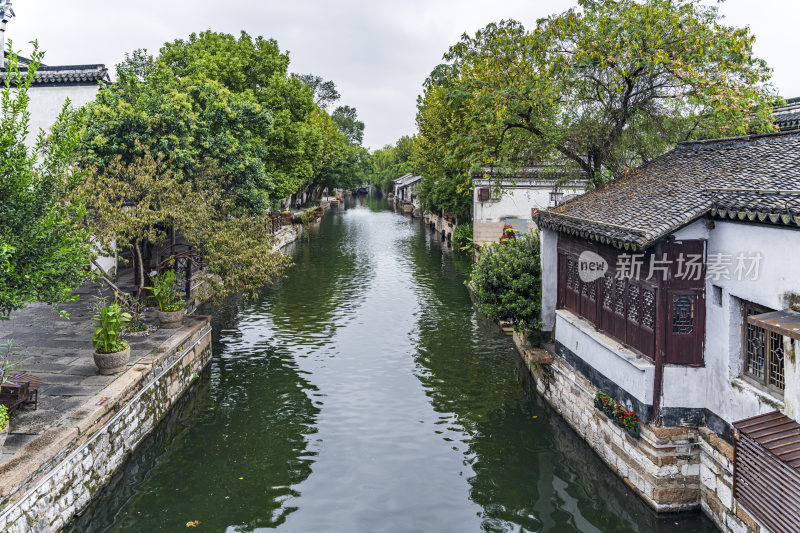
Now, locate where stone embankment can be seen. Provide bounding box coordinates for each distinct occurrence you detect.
[0,317,211,532]
[511,332,761,533]
[0,206,314,531]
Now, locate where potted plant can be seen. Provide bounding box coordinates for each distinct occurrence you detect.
[149,270,186,329]
[620,409,641,438]
[92,301,132,375]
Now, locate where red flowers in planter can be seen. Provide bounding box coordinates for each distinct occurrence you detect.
[594,392,641,438]
[500,224,517,245]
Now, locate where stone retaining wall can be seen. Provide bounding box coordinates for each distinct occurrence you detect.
[473,221,505,247]
[513,333,764,532]
[423,212,455,240]
[272,224,303,251]
[0,317,212,532]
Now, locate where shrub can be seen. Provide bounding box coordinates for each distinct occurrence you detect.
[452,224,473,252]
[0,404,8,432]
[471,231,542,336]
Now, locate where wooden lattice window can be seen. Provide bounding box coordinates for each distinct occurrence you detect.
[743,302,785,392]
[566,258,576,290]
[642,289,655,330]
[627,285,640,322]
[614,279,626,315]
[672,295,694,334]
[602,277,614,310]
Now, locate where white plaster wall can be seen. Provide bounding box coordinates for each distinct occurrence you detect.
[670,219,711,241]
[661,221,799,425]
[556,310,655,405]
[25,85,100,146]
[473,184,584,225]
[540,227,558,332]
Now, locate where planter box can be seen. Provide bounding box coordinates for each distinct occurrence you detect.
[1,373,41,411]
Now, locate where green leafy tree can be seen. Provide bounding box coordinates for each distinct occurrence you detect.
[426,0,780,188]
[332,105,365,145]
[367,136,415,192]
[297,74,340,110]
[306,106,348,193]
[80,53,275,213]
[159,31,321,203]
[471,232,542,336]
[0,45,94,319]
[80,152,292,299]
[413,84,473,219]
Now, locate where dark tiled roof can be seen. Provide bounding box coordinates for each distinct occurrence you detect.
[774,98,800,131]
[0,64,110,86]
[473,163,587,181]
[537,131,800,251]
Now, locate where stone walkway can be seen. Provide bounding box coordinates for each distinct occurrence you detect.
[0,279,175,464]
[0,217,310,465]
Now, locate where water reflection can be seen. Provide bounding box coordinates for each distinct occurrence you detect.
[68,196,714,533]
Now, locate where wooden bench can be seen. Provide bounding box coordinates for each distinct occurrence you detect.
[0,373,41,412]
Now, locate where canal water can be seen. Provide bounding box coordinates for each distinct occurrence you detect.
[68,197,715,532]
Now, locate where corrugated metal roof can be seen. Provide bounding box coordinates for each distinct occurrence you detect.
[735,411,800,470]
[748,309,800,340]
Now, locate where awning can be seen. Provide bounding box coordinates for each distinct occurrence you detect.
[748,309,800,341]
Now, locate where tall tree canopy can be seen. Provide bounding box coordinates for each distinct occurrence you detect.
[297,74,341,110]
[0,46,94,319]
[159,31,321,203]
[79,53,276,213]
[421,0,780,188]
[367,136,415,192]
[332,105,365,145]
[413,84,473,219]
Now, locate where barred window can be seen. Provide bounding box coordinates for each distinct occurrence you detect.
[672,295,694,334]
[743,302,785,393]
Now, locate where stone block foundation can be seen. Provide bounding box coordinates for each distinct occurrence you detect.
[0,317,212,532]
[512,332,767,533]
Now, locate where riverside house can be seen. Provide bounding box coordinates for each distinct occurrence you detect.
[3,55,110,146]
[392,173,422,214]
[534,130,800,533]
[473,166,588,247]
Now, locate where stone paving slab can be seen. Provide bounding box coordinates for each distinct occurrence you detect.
[0,278,186,465]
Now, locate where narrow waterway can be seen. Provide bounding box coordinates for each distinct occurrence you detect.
[68,197,715,532]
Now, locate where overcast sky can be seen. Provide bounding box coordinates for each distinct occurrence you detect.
[9,0,800,150]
